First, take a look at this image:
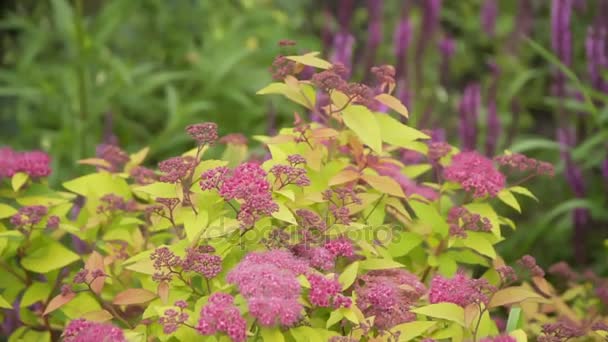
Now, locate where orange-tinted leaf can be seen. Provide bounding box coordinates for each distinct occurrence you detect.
[489,287,545,308]
[113,288,157,305]
[361,174,405,198]
[532,276,555,297]
[43,292,76,316]
[85,251,106,295]
[81,309,113,322]
[77,158,112,169]
[329,170,360,186]
[375,93,409,118]
[158,281,170,305]
[265,134,296,144]
[310,127,339,140]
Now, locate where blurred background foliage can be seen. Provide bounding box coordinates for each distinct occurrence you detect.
[1,0,607,269]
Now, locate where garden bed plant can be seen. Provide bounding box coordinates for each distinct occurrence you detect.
[0,53,607,341]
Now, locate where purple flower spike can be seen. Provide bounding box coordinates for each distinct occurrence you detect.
[393,14,412,80]
[363,0,384,76]
[459,83,481,151]
[551,0,573,96]
[438,37,456,88]
[485,62,501,156]
[481,0,498,37]
[415,0,442,88]
[585,26,608,92]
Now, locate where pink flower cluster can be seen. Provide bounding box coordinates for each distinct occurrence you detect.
[428,141,452,162]
[150,246,222,282]
[324,237,355,258]
[269,154,310,188]
[96,144,129,172]
[96,194,137,214]
[197,293,247,342]
[0,147,51,178]
[226,250,307,327]
[494,153,555,176]
[158,156,197,183]
[10,205,48,227]
[159,301,190,334]
[307,273,351,308]
[447,206,492,238]
[62,319,126,342]
[429,272,496,307]
[292,245,335,270]
[200,163,279,227]
[322,187,362,225]
[356,269,426,330]
[295,209,327,232]
[186,122,218,145]
[444,151,505,197]
[518,255,545,277]
[130,166,157,185]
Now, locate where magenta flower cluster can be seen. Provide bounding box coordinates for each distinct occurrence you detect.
[447,206,492,238]
[269,154,310,188]
[186,122,218,145]
[227,250,307,327]
[444,151,505,197]
[10,205,48,227]
[150,246,222,282]
[0,147,51,178]
[159,301,189,334]
[494,153,555,177]
[429,272,496,307]
[356,269,426,330]
[62,319,126,342]
[158,156,197,183]
[200,162,279,227]
[307,273,350,308]
[197,293,247,342]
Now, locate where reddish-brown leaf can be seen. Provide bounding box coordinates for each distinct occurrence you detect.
[113,288,157,305]
[158,281,170,305]
[43,292,76,316]
[85,251,106,294]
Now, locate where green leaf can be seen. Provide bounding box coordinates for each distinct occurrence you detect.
[410,201,449,237]
[326,310,344,328]
[342,105,382,153]
[360,258,405,270]
[387,232,423,257]
[510,329,529,342]
[256,82,313,109]
[0,203,18,219]
[488,287,545,308]
[506,307,523,332]
[183,210,209,243]
[410,303,465,326]
[21,282,52,307]
[509,186,538,201]
[392,321,437,341]
[21,238,80,273]
[63,172,130,198]
[338,261,359,290]
[260,327,284,342]
[458,232,497,259]
[0,294,11,309]
[11,172,29,192]
[375,93,409,118]
[497,189,521,212]
[271,202,297,225]
[289,326,323,341]
[375,114,429,148]
[464,203,500,237]
[285,52,331,69]
[133,181,181,199]
[361,174,405,198]
[202,217,240,239]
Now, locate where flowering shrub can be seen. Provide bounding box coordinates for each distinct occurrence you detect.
[0,53,607,342]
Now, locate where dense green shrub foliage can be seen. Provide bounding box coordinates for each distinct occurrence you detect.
[1,53,607,341]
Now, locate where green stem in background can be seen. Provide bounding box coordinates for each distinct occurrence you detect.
[74,0,89,159]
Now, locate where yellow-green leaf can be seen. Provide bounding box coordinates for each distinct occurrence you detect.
[459,232,497,259]
[360,258,405,270]
[272,202,297,225]
[361,174,406,198]
[410,303,466,326]
[342,105,382,153]
[261,327,285,342]
[183,211,209,243]
[392,321,437,341]
[285,52,332,69]
[21,282,52,307]
[339,261,359,290]
[11,172,29,192]
[202,217,240,239]
[330,90,350,109]
[488,287,545,308]
[0,203,17,219]
[375,114,429,148]
[509,186,538,201]
[0,294,11,309]
[326,310,344,328]
[21,239,80,273]
[510,329,528,342]
[497,189,521,212]
[257,83,313,109]
[375,93,409,118]
[113,289,157,305]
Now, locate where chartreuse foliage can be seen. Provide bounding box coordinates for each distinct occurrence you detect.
[1,53,607,342]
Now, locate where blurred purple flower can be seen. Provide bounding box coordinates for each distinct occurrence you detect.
[481,0,498,37]
[415,0,442,88]
[551,0,573,96]
[585,25,608,92]
[485,62,501,156]
[393,14,412,80]
[363,0,384,76]
[459,83,481,151]
[508,0,534,53]
[330,31,356,74]
[438,37,456,88]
